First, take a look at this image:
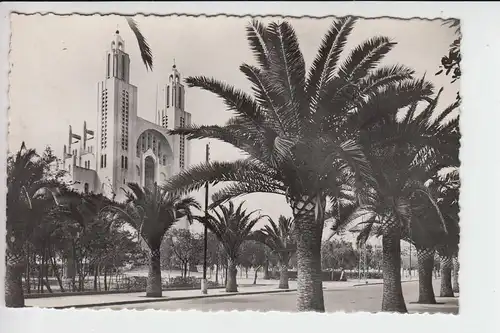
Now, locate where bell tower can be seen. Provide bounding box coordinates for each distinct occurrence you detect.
[160,62,192,174]
[105,30,131,83]
[97,30,138,201]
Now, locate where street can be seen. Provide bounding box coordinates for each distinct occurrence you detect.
[93,280,458,314]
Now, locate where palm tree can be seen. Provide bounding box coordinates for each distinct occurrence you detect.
[103,182,200,297]
[125,17,153,71]
[5,143,62,307]
[332,88,459,312]
[252,216,296,289]
[163,17,432,312]
[197,201,264,292]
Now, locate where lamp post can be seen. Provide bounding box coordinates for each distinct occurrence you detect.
[201,143,210,294]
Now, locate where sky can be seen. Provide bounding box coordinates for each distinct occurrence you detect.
[8,14,459,239]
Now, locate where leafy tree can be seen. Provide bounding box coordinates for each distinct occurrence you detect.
[435,19,461,84]
[5,143,64,307]
[164,17,430,312]
[196,201,264,292]
[239,240,267,284]
[164,229,203,278]
[103,182,200,297]
[252,216,296,289]
[321,239,358,271]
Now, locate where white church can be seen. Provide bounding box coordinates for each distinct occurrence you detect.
[61,30,192,208]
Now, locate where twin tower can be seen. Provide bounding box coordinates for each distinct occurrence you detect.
[63,30,192,204]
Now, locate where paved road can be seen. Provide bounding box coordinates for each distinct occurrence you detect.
[93,280,458,314]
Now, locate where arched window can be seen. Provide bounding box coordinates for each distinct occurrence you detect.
[84,183,89,194]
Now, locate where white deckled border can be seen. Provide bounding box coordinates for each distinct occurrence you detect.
[1,2,499,333]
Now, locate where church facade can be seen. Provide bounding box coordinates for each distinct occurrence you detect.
[62,30,192,206]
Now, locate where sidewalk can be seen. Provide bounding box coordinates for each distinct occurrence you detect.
[25,284,296,309]
[25,278,418,309]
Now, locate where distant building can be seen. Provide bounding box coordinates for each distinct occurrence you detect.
[61,30,191,228]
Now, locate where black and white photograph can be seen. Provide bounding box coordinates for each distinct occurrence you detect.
[5,11,461,315]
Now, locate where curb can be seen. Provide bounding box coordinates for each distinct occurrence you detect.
[34,288,298,309]
[24,286,227,299]
[352,280,418,287]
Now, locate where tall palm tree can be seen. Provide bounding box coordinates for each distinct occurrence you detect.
[103,182,200,297]
[125,17,153,71]
[252,216,296,289]
[332,88,458,312]
[197,201,263,292]
[163,17,432,312]
[5,143,62,307]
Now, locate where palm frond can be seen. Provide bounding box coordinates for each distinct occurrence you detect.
[306,16,357,111]
[126,17,153,71]
[266,21,307,127]
[163,159,282,196]
[184,76,266,124]
[210,182,286,209]
[338,36,397,83]
[245,19,271,69]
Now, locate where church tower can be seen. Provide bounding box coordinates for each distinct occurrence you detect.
[97,30,138,200]
[159,63,192,175]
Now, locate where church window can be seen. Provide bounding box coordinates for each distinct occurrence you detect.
[104,154,107,168]
[84,183,89,194]
[107,54,110,78]
[100,155,103,168]
[121,156,124,169]
[172,85,176,108]
[178,86,182,109]
[125,157,128,169]
[121,55,126,80]
[113,54,118,77]
[162,155,166,166]
[167,86,170,108]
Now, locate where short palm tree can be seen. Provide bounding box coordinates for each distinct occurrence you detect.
[197,201,264,292]
[5,143,62,307]
[164,17,432,312]
[252,216,296,289]
[103,182,200,297]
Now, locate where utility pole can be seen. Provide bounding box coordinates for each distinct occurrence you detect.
[201,143,210,294]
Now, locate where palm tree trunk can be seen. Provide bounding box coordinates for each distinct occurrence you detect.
[5,261,25,308]
[440,256,454,297]
[146,246,162,297]
[278,263,289,289]
[452,255,460,293]
[416,248,436,304]
[226,258,238,292]
[381,229,407,313]
[293,195,325,312]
